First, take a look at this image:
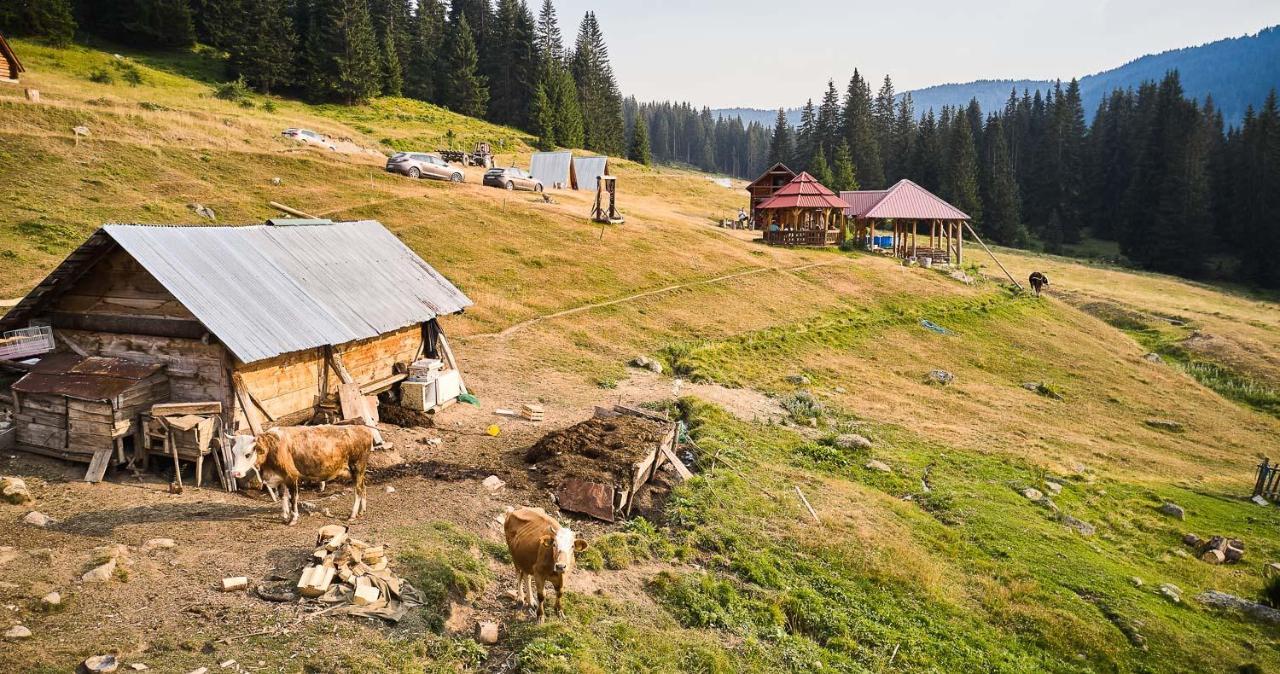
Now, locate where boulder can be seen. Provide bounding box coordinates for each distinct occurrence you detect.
[384,486,396,493]
[475,620,499,645]
[482,475,505,492]
[1044,481,1062,495]
[141,538,175,553]
[833,434,872,450]
[1060,515,1095,536]
[786,374,811,385]
[1158,583,1182,604]
[1265,562,1280,578]
[1197,590,1280,624]
[1,477,34,505]
[1022,487,1043,501]
[630,356,652,369]
[1130,576,1144,587]
[1143,353,1163,363]
[926,370,954,386]
[40,591,61,607]
[79,655,119,673]
[1182,533,1201,547]
[1144,419,1184,433]
[0,546,16,566]
[4,625,32,639]
[129,665,149,671]
[82,558,117,583]
[646,360,663,374]
[1157,502,1185,520]
[864,460,891,473]
[22,511,52,528]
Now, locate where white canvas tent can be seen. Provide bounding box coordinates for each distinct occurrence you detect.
[530,151,576,189]
[573,156,609,192]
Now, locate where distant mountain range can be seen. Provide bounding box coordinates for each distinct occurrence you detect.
[714,25,1280,127]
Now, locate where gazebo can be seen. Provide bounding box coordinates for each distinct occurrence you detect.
[842,179,970,265]
[757,172,848,247]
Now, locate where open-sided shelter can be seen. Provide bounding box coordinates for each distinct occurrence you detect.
[0,219,472,463]
[530,151,577,190]
[756,172,849,247]
[842,179,970,264]
[572,156,608,191]
[0,32,24,83]
[747,163,796,227]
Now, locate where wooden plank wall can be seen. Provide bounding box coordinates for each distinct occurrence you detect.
[60,329,230,408]
[234,324,422,429]
[53,249,198,320]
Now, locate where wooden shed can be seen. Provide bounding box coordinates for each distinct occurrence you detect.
[11,354,167,466]
[0,33,24,84]
[747,163,796,228]
[0,220,473,453]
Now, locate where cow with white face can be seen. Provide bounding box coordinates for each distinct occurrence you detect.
[503,506,588,621]
[227,425,376,525]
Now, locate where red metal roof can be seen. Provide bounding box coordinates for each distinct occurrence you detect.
[756,172,848,210]
[840,190,888,217]
[859,179,969,220]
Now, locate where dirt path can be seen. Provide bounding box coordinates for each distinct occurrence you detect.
[471,259,847,340]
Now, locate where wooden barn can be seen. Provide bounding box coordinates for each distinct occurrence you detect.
[0,219,472,469]
[747,163,796,227]
[0,32,24,84]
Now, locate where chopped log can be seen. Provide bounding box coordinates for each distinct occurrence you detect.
[222,577,249,592]
[268,201,317,219]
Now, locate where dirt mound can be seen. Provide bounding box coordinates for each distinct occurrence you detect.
[525,415,666,486]
[369,460,493,483]
[379,403,435,429]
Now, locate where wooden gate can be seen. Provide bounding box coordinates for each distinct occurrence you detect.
[1253,458,1280,500]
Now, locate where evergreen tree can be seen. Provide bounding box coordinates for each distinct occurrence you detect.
[548,65,583,147]
[1238,90,1280,285]
[305,0,382,103]
[842,69,885,187]
[530,82,555,150]
[816,80,842,158]
[380,15,403,96]
[571,12,625,155]
[944,110,983,228]
[404,0,445,102]
[981,116,1027,244]
[831,139,858,192]
[911,109,942,191]
[629,111,652,165]
[487,0,536,126]
[0,0,77,46]
[229,0,294,94]
[79,0,195,48]
[768,108,793,166]
[534,0,563,63]
[443,14,489,116]
[888,93,915,184]
[809,145,834,187]
[793,100,816,170]
[874,75,897,179]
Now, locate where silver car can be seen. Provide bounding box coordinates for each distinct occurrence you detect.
[386,152,464,182]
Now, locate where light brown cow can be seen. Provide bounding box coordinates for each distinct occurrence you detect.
[503,506,588,621]
[228,425,379,525]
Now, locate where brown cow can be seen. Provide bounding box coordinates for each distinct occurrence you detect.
[227,425,379,525]
[503,506,588,621]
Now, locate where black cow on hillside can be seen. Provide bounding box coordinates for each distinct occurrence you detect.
[1029,272,1049,297]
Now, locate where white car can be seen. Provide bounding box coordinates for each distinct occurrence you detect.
[282,128,336,151]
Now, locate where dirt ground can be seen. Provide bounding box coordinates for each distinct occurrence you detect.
[0,367,780,671]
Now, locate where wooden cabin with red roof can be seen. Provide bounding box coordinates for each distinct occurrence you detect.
[746,163,796,228]
[841,179,971,265]
[757,172,849,247]
[0,33,25,84]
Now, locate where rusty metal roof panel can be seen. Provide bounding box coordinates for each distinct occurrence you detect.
[840,190,889,217]
[14,354,163,400]
[99,221,472,364]
[862,180,970,220]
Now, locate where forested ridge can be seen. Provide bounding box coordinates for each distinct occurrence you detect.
[3,1,1278,286]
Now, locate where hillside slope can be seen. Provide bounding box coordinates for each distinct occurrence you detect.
[2,41,1280,673]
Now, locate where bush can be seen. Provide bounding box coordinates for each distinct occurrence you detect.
[88,68,114,84]
[261,99,278,113]
[213,77,251,102]
[112,61,144,86]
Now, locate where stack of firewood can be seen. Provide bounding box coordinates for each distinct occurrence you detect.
[294,524,419,622]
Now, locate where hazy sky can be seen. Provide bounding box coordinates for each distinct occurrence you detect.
[552,0,1280,109]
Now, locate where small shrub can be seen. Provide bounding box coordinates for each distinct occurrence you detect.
[213,77,251,102]
[88,68,114,84]
[238,98,255,108]
[780,390,823,423]
[595,378,617,389]
[261,99,278,113]
[138,101,170,112]
[113,61,144,86]
[1034,382,1065,401]
[659,342,702,380]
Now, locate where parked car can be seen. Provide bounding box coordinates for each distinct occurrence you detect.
[386,152,465,182]
[483,167,543,192]
[282,128,336,151]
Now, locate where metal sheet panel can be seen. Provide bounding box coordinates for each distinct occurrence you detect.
[101,221,472,364]
[529,151,574,189]
[572,156,608,191]
[840,190,888,217]
[863,180,970,220]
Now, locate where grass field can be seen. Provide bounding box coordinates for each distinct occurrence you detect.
[2,39,1280,673]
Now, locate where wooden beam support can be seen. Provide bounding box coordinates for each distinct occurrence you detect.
[231,372,264,435]
[49,311,208,340]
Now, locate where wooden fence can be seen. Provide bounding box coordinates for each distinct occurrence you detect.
[1253,458,1280,500]
[763,229,838,247]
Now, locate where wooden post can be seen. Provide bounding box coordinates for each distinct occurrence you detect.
[1255,458,1270,497]
[961,221,1023,291]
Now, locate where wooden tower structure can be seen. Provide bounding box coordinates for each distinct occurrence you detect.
[591,175,624,224]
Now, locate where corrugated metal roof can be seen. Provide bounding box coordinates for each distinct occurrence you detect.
[530,151,575,189]
[13,353,164,401]
[573,156,609,191]
[101,221,472,363]
[756,172,848,209]
[840,190,888,217]
[862,180,970,220]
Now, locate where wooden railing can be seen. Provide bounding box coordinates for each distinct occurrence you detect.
[763,229,838,247]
